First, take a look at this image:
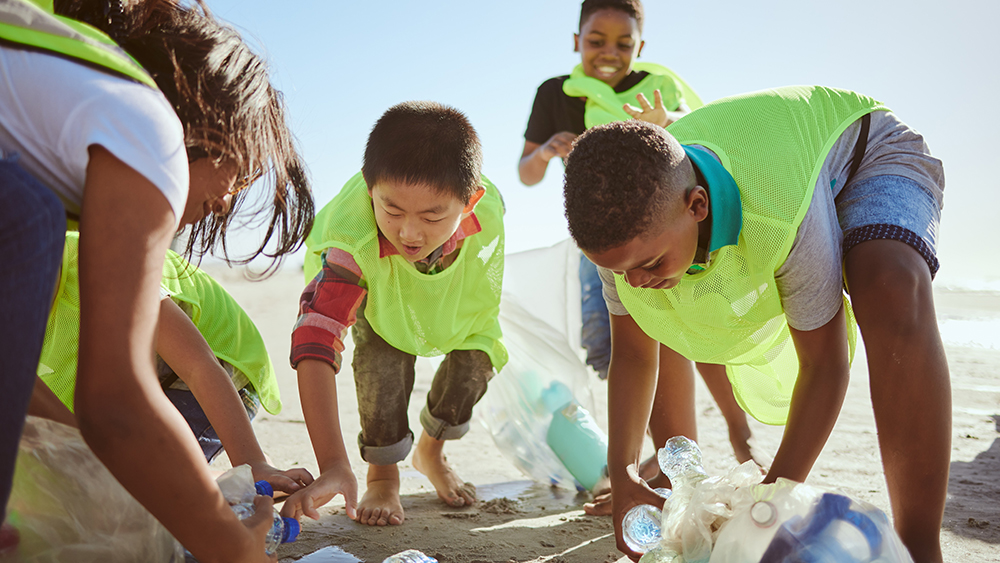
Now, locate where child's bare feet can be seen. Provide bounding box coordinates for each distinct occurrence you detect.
[356,464,404,526]
[412,430,476,507]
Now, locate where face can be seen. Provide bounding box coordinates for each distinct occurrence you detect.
[574,8,644,89]
[180,158,239,226]
[585,188,709,291]
[369,180,483,263]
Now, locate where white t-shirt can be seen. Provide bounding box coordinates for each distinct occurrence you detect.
[0,45,188,226]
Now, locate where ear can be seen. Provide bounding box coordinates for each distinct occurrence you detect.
[687,185,710,222]
[573,33,580,53]
[636,39,645,58]
[464,186,486,213]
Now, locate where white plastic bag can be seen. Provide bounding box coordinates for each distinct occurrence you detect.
[7,416,184,563]
[479,239,604,490]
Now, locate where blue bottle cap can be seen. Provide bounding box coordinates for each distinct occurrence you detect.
[281,517,300,543]
[254,480,273,498]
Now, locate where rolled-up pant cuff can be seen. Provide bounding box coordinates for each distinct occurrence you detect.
[420,405,470,440]
[358,431,413,465]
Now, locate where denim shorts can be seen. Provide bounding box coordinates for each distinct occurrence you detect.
[836,174,942,276]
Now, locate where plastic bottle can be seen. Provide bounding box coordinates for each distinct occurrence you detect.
[622,488,672,553]
[230,502,300,556]
[382,549,438,563]
[657,436,707,489]
[545,401,609,491]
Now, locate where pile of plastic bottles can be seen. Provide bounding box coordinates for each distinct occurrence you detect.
[623,436,915,563]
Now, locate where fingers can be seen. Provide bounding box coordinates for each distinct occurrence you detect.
[652,89,664,110]
[244,495,276,535]
[636,92,653,111]
[623,103,643,119]
[285,467,315,486]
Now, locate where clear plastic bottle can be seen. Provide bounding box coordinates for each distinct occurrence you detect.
[382,549,438,563]
[622,487,672,553]
[657,436,707,489]
[230,502,300,556]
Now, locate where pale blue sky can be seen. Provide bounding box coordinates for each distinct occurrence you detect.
[208,0,999,287]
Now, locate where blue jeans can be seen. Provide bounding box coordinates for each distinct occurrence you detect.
[579,255,611,380]
[0,157,65,515]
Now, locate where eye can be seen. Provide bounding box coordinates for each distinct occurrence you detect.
[588,40,603,48]
[618,42,634,50]
[642,260,662,272]
[383,210,401,218]
[424,217,445,223]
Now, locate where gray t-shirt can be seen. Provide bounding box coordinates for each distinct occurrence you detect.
[600,111,943,331]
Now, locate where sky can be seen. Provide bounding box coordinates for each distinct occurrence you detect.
[205,0,1000,288]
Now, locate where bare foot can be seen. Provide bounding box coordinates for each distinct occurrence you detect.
[412,430,476,507]
[356,464,404,526]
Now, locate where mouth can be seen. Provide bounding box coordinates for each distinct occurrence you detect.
[401,244,422,256]
[593,65,621,78]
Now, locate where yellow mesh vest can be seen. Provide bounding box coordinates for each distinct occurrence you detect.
[0,0,157,88]
[562,62,704,128]
[38,233,282,414]
[304,173,508,370]
[619,86,886,425]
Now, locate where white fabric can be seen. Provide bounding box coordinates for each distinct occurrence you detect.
[0,45,188,225]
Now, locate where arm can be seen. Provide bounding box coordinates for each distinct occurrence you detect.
[518,133,577,186]
[155,298,312,494]
[763,304,851,483]
[280,254,364,520]
[74,146,274,563]
[280,358,357,520]
[606,313,673,561]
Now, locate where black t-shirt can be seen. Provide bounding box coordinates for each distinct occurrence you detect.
[523,71,649,145]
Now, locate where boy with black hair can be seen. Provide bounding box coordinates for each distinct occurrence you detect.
[563,86,948,562]
[283,101,507,527]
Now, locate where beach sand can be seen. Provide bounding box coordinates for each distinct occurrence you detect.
[202,263,1000,563]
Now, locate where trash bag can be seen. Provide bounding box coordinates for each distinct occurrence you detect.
[7,416,184,563]
[479,239,605,491]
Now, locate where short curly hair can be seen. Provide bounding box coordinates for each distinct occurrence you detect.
[563,120,693,253]
[580,0,644,33]
[362,101,483,205]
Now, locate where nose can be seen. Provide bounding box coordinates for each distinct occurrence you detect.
[399,217,421,243]
[211,193,233,217]
[623,269,650,288]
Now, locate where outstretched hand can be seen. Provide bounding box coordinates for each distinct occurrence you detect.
[250,462,315,496]
[624,90,686,128]
[279,463,358,521]
[610,462,668,562]
[539,131,578,162]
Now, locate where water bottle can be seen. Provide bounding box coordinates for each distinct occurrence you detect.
[657,436,707,490]
[382,549,438,563]
[545,401,609,491]
[622,488,671,554]
[230,502,300,556]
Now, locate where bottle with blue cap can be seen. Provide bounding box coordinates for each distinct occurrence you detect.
[229,480,300,556]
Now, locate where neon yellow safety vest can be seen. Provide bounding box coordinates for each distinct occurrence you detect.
[562,62,704,129]
[304,173,508,370]
[38,232,282,414]
[618,86,886,425]
[0,0,156,88]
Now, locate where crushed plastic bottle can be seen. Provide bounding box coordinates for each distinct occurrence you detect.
[382,549,438,563]
[623,488,672,553]
[230,502,300,556]
[657,436,707,489]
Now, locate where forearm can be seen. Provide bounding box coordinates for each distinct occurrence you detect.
[297,359,350,472]
[765,307,851,483]
[518,144,550,186]
[185,367,266,467]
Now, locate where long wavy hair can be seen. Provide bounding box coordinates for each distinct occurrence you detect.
[56,0,314,275]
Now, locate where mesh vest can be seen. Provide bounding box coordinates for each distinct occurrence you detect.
[618,86,886,425]
[0,0,156,88]
[38,233,282,414]
[562,62,704,129]
[304,173,508,370]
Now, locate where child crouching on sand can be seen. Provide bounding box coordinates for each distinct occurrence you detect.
[283,102,507,526]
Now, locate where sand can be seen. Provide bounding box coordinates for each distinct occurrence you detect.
[201,263,1000,563]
